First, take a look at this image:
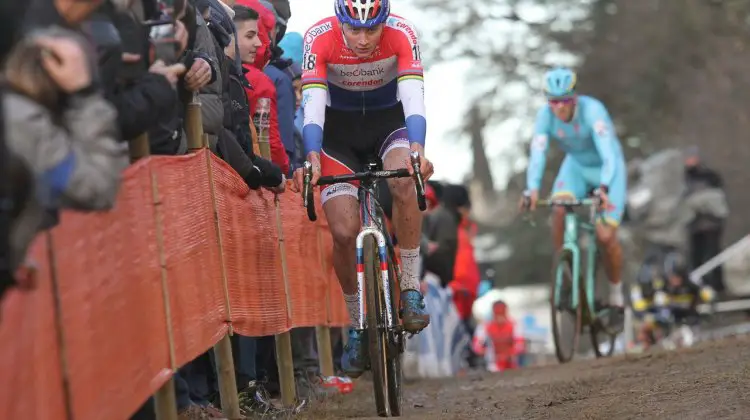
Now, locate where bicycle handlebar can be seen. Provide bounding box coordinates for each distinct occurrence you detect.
[301,152,427,221]
[521,193,603,226]
[535,197,600,208]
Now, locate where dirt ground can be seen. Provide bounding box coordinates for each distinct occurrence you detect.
[302,335,750,419]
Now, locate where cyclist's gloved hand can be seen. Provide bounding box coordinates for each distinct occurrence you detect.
[594,185,610,211]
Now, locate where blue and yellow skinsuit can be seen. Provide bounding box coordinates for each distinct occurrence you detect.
[526,95,627,225]
[633,276,702,329]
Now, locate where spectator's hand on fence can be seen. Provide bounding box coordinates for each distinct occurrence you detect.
[266,174,287,194]
[14,259,38,291]
[35,36,91,93]
[121,53,142,64]
[149,60,186,87]
[184,58,212,91]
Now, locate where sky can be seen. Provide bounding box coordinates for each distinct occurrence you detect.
[285,0,475,184]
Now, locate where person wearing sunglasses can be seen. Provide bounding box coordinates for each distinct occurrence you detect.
[520,67,628,310]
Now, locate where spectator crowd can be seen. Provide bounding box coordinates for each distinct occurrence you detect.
[0,0,352,418]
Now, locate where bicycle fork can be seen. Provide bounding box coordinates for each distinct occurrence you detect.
[355,228,395,331]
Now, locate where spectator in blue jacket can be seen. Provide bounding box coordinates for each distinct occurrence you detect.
[279,32,303,170]
[285,62,303,171]
[279,31,302,64]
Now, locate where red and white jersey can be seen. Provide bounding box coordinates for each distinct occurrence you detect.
[300,14,427,153]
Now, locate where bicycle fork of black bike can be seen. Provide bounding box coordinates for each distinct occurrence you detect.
[354,165,396,332]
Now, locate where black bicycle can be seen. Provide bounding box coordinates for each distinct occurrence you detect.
[301,152,427,417]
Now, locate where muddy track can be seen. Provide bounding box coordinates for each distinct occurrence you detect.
[303,336,750,419]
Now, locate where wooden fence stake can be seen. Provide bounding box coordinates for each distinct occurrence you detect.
[315,230,335,377]
[185,95,241,417]
[253,101,298,406]
[128,133,180,420]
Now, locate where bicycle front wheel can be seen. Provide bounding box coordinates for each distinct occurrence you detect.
[385,260,403,416]
[364,236,389,416]
[550,249,582,363]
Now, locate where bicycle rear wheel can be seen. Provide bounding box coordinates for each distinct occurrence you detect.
[588,257,617,358]
[365,236,389,416]
[550,249,582,363]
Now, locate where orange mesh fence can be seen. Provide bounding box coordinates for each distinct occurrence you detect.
[280,188,327,328]
[51,161,172,420]
[209,155,290,337]
[0,151,351,420]
[0,239,67,420]
[151,154,229,366]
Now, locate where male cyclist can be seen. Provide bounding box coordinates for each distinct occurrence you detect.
[521,67,627,309]
[634,255,704,349]
[290,0,433,377]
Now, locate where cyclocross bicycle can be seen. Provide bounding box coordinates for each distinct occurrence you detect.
[302,152,427,417]
[524,195,621,363]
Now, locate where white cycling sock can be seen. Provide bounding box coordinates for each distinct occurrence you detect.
[344,293,361,327]
[399,248,421,292]
[609,282,624,307]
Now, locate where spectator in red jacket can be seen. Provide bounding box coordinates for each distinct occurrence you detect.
[443,185,480,327]
[234,3,288,174]
[472,301,520,372]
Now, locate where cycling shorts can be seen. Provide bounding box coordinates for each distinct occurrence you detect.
[320,103,409,206]
[551,155,627,226]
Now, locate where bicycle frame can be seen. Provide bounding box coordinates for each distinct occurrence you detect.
[354,181,395,331]
[302,153,426,331]
[557,210,598,313]
[301,153,426,416]
[551,198,599,316]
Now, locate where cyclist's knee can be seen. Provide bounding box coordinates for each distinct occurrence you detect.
[387,177,415,205]
[595,224,617,245]
[330,219,359,248]
[552,206,567,226]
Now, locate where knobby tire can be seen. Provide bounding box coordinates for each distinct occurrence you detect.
[365,237,390,416]
[550,249,582,363]
[385,260,402,416]
[587,255,617,358]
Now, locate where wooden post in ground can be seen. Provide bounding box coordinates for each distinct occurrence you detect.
[253,98,297,407]
[129,133,151,163]
[185,95,204,152]
[126,133,179,420]
[184,94,241,417]
[153,384,178,420]
[315,326,334,377]
[315,230,335,377]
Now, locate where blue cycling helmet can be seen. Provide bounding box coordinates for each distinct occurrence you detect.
[543,67,577,98]
[335,0,390,29]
